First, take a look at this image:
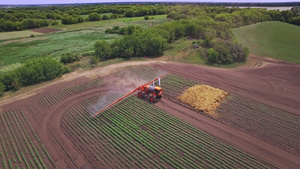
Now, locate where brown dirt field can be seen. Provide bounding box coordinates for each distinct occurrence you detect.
[30,28,61,34]
[0,58,300,168]
[151,60,300,116]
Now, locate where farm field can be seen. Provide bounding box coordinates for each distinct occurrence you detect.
[0,15,168,67]
[233,21,300,63]
[0,59,300,168]
[0,111,55,169]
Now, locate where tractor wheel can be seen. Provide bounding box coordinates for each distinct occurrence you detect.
[138,92,143,98]
[150,96,156,103]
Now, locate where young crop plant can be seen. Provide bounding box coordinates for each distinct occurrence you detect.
[61,94,277,169]
[0,110,56,169]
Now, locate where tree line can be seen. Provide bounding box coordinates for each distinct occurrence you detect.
[0,4,167,31]
[0,57,69,94]
[1,4,299,32]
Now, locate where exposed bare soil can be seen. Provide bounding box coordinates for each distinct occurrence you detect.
[0,57,299,168]
[151,59,300,116]
[30,28,61,34]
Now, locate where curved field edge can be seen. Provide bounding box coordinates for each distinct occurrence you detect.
[233,21,300,63]
[62,95,277,169]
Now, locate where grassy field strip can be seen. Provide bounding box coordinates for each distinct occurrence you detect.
[51,15,167,30]
[0,31,43,41]
[233,21,300,63]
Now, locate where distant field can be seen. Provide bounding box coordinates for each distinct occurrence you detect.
[0,31,43,41]
[0,15,168,66]
[0,29,120,66]
[51,15,168,30]
[233,21,300,63]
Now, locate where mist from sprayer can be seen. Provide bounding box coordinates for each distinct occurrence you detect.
[88,69,167,117]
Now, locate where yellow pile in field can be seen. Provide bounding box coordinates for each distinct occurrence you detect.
[178,85,228,117]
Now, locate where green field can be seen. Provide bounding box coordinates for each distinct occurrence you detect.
[233,21,300,63]
[0,15,168,67]
[0,31,43,41]
[51,15,167,30]
[163,39,205,64]
[0,29,120,66]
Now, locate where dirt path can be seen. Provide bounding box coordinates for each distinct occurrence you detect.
[157,99,300,169]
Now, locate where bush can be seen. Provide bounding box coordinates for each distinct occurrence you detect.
[102,15,110,20]
[51,20,59,25]
[94,41,112,61]
[61,15,78,24]
[60,53,81,64]
[105,26,120,34]
[208,48,219,63]
[0,82,5,96]
[0,57,66,91]
[90,56,100,65]
[89,13,101,21]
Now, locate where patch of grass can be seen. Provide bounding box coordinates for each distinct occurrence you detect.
[163,39,205,64]
[0,29,121,65]
[80,13,113,19]
[0,30,43,41]
[233,21,300,63]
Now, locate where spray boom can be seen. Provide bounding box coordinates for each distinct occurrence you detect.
[93,73,169,117]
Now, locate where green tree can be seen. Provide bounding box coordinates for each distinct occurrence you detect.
[89,12,101,21]
[102,15,110,20]
[94,41,112,60]
[208,48,219,63]
[60,53,81,64]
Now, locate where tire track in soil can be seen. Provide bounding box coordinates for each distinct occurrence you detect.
[156,99,300,169]
[38,87,112,169]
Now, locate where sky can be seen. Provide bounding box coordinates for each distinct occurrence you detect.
[1,0,299,5]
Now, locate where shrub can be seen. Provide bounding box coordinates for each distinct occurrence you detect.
[102,15,110,20]
[0,57,66,91]
[90,56,100,65]
[94,41,112,61]
[60,53,81,64]
[89,12,101,21]
[0,82,5,96]
[51,20,59,25]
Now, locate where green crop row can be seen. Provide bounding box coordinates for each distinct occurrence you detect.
[40,79,104,107]
[61,93,276,169]
[0,110,56,169]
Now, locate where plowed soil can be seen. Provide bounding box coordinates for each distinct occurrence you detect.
[30,28,61,34]
[1,58,300,168]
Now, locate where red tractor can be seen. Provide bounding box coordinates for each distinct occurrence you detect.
[137,85,163,103]
[93,73,169,117]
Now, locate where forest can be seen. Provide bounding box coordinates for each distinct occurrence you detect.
[0,4,300,32]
